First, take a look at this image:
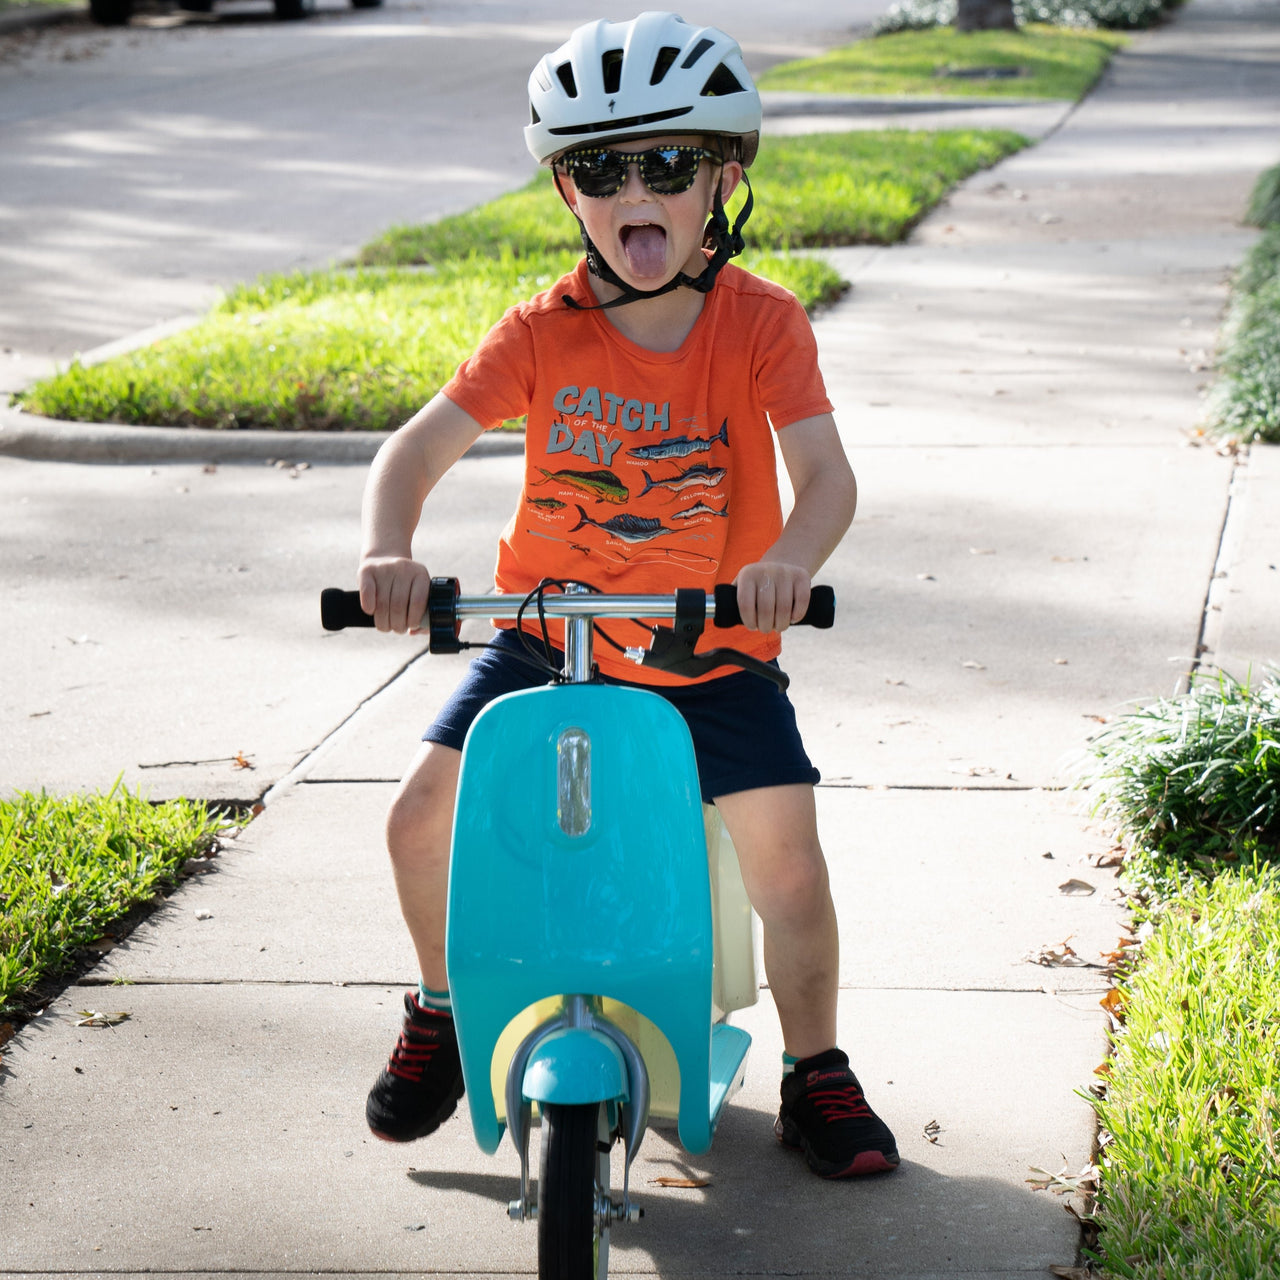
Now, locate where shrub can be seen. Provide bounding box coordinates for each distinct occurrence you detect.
[1076,669,1280,894]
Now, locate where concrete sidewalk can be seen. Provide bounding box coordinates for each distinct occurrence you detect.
[3,1,1279,1276]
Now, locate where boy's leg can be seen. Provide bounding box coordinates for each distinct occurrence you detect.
[712,783,838,1059]
[715,783,899,1178]
[384,741,460,991]
[366,741,465,1143]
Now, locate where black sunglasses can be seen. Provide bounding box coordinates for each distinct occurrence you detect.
[562,144,722,198]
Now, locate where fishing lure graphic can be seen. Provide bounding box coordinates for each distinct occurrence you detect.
[626,418,729,462]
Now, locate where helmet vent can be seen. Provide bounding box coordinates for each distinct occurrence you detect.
[555,61,578,98]
[681,37,715,69]
[601,48,623,94]
[650,45,680,85]
[701,63,747,98]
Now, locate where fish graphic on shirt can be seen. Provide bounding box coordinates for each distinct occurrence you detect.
[569,505,676,544]
[626,418,729,462]
[636,462,727,498]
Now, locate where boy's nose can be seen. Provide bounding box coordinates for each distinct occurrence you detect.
[617,162,650,199]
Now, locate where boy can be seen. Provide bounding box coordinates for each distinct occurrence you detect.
[357,11,898,1179]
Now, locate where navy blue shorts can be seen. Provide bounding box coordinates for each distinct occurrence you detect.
[424,629,820,803]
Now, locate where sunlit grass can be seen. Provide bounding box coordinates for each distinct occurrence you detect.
[0,784,229,1016]
[757,25,1126,99]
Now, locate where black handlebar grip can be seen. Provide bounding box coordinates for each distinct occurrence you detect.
[713,583,835,630]
[321,588,375,631]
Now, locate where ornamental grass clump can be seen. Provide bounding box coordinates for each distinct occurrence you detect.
[1077,668,1280,895]
[874,0,1177,33]
[1201,171,1280,446]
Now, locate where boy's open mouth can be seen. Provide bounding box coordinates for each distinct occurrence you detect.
[620,223,668,280]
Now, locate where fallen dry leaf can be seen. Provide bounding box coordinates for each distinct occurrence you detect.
[1100,987,1126,1022]
[233,751,254,770]
[75,1010,131,1028]
[652,1176,711,1188]
[1089,849,1125,869]
[1058,878,1096,896]
[923,1119,942,1144]
[1023,938,1103,969]
[1027,1161,1099,1195]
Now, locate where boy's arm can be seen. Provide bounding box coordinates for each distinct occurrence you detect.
[358,393,487,633]
[735,412,857,634]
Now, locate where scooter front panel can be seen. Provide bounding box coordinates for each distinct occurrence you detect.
[447,683,716,1153]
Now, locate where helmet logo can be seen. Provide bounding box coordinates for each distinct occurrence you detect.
[608,98,616,114]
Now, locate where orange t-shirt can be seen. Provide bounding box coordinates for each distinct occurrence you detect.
[442,259,834,683]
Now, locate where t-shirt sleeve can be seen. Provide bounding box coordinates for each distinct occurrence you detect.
[755,293,834,431]
[441,306,537,429]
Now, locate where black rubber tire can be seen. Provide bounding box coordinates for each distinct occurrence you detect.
[350,0,383,8]
[538,1103,606,1280]
[88,0,132,24]
[273,0,313,19]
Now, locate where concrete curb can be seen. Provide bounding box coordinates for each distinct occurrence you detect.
[0,404,524,464]
[0,3,84,32]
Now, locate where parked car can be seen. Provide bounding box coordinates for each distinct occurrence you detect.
[90,0,382,23]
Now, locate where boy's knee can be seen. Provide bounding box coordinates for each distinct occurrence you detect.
[385,747,459,865]
[752,843,831,923]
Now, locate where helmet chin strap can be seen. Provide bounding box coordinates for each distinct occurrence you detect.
[557,172,753,313]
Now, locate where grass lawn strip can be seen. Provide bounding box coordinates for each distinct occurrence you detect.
[20,129,1025,432]
[1076,667,1280,1276]
[1090,867,1280,1278]
[757,25,1126,101]
[0,785,229,1018]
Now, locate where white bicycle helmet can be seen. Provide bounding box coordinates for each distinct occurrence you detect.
[526,11,761,168]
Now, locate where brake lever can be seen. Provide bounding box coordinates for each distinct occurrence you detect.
[638,626,790,692]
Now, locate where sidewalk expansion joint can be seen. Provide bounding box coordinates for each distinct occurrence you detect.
[259,648,430,807]
[820,782,1060,792]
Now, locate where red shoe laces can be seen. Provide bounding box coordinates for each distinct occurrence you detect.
[388,1029,437,1083]
[806,1073,872,1122]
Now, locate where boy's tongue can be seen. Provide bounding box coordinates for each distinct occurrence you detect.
[621,224,668,280]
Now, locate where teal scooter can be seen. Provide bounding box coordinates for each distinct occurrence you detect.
[322,579,834,1280]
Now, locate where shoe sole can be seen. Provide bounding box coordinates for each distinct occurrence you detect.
[367,1078,465,1144]
[775,1119,900,1179]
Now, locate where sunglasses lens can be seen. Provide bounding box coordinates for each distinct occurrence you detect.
[566,146,710,198]
[640,147,703,194]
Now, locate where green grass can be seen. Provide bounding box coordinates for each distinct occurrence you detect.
[1075,669,1280,898]
[1201,168,1280,446]
[758,25,1126,100]
[1088,866,1280,1279]
[21,129,1024,432]
[0,785,228,1017]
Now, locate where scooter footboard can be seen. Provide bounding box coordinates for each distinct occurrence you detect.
[446,683,719,1154]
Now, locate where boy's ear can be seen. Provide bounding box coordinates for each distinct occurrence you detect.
[717,160,744,207]
[553,168,582,219]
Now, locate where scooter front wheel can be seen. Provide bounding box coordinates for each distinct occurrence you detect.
[538,1102,611,1280]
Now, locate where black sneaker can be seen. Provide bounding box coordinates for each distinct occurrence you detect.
[775,1048,900,1178]
[366,991,465,1143]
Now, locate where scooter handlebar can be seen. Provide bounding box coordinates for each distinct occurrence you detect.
[711,583,834,630]
[319,582,836,633]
